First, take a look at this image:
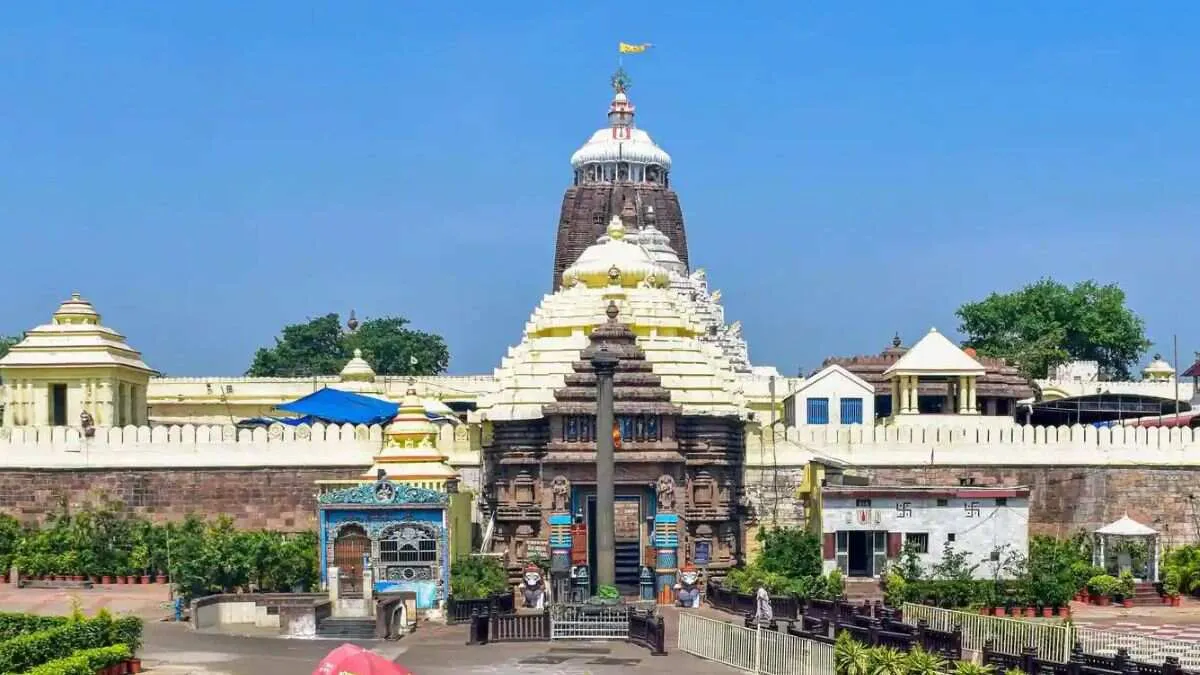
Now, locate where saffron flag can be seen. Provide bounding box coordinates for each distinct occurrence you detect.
[619,42,652,54]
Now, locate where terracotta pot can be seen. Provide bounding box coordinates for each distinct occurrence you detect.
[1099,597,1110,606]
[1057,606,1070,618]
[979,608,990,615]
[155,574,167,584]
[116,576,127,585]
[1024,607,1036,617]
[140,575,151,584]
[993,607,1006,617]
[1123,599,1133,608]
[1173,596,1182,607]
[1042,607,1053,618]
[101,576,112,584]
[128,576,138,585]
[72,575,84,582]
[128,657,142,673]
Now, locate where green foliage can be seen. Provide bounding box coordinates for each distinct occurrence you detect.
[755,526,823,578]
[0,611,122,673]
[1161,544,1200,595]
[596,584,620,601]
[834,631,870,675]
[1118,570,1135,599]
[246,312,450,377]
[450,556,509,599]
[0,613,69,641]
[903,646,949,675]
[167,516,319,600]
[954,662,997,675]
[835,632,962,675]
[956,279,1150,379]
[1086,574,1120,597]
[25,644,131,675]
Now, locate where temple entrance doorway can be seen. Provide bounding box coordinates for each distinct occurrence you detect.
[585,493,645,597]
[838,530,887,578]
[332,525,370,597]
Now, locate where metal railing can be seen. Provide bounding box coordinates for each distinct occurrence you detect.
[678,612,834,675]
[549,604,631,640]
[902,603,1071,662]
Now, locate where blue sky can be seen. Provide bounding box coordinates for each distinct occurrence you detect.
[1,2,1197,376]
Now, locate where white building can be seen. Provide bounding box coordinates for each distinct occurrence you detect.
[783,364,875,426]
[820,485,1030,579]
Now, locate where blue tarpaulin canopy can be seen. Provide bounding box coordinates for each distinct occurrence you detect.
[273,388,400,426]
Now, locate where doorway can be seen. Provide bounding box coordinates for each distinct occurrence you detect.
[50,384,67,427]
[332,525,370,597]
[585,495,643,596]
[838,530,887,578]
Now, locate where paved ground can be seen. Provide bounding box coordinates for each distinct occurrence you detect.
[140,619,736,674]
[0,583,171,618]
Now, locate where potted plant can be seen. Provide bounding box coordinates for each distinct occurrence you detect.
[130,544,151,584]
[1118,571,1135,608]
[1164,570,1182,607]
[1087,575,1117,605]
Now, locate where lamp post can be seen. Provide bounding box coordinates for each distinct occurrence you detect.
[591,345,619,588]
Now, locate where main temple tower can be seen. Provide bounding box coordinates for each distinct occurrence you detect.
[551,69,689,290]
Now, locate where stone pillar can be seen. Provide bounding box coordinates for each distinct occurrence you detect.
[591,346,619,588]
[896,377,907,415]
[653,513,679,596]
[958,376,968,413]
[327,566,340,604]
[967,377,977,414]
[890,378,899,416]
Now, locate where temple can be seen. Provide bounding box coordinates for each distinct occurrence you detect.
[552,69,688,290]
[477,217,745,597]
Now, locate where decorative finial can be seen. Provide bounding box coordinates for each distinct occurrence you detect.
[70,292,81,301]
[607,265,621,284]
[406,377,418,397]
[606,215,626,240]
[611,67,631,94]
[606,301,619,322]
[353,348,363,358]
[892,333,902,348]
[1154,353,1163,360]
[347,310,359,332]
[644,204,655,222]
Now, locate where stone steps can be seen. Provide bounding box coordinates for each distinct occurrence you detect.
[317,617,376,640]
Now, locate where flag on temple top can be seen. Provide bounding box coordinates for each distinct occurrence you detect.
[619,42,652,54]
[409,355,418,366]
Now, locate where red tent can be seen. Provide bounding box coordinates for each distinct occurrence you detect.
[313,643,414,675]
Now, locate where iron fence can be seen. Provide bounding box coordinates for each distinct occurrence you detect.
[549,604,631,640]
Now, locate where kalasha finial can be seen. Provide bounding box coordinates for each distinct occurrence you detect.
[606,301,619,322]
[347,310,359,332]
[892,333,902,348]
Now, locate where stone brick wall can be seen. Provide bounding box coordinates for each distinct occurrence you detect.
[862,466,1200,548]
[0,466,366,530]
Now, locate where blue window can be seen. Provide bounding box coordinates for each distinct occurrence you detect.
[806,398,830,425]
[840,397,864,425]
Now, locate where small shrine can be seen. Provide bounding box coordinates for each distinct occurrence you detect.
[316,386,466,612]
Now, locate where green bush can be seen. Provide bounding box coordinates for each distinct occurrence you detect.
[109,616,143,654]
[24,644,130,675]
[1086,574,1119,597]
[0,613,68,641]
[0,612,116,673]
[449,556,509,599]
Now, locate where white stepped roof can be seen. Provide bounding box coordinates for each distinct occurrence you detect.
[1095,514,1157,537]
[884,327,985,377]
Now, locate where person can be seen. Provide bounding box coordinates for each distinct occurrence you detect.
[754,586,773,625]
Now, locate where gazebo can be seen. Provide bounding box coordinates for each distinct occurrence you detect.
[1094,515,1160,581]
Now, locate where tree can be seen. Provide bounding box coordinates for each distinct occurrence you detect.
[0,335,17,361]
[956,279,1150,380]
[246,313,449,377]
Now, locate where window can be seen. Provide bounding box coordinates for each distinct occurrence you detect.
[379,527,437,563]
[855,498,872,507]
[839,398,864,425]
[806,398,830,425]
[904,532,930,554]
[995,497,1008,506]
[947,533,956,543]
[936,499,948,507]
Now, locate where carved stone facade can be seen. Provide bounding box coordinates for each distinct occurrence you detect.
[552,184,688,291]
[483,306,742,594]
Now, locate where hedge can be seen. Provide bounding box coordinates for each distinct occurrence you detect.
[23,644,131,675]
[0,613,141,673]
[0,615,68,643]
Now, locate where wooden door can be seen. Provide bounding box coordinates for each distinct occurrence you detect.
[333,525,370,597]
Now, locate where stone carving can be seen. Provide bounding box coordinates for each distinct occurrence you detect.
[520,564,547,609]
[675,566,701,608]
[317,480,448,506]
[550,476,570,511]
[656,474,676,512]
